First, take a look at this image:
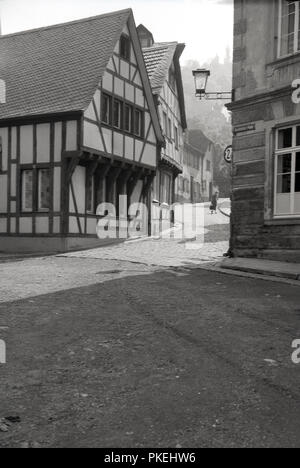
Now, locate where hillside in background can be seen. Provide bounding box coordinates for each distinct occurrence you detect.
[181,54,233,197]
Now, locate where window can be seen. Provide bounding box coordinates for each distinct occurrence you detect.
[86,175,95,213]
[206,160,211,172]
[38,169,50,211]
[168,118,172,140]
[21,167,50,212]
[163,112,168,137]
[101,94,112,125]
[124,104,133,133]
[101,92,144,137]
[134,109,143,137]
[177,175,184,192]
[274,125,300,216]
[278,1,300,57]
[120,35,131,61]
[113,99,122,129]
[22,170,33,212]
[174,126,179,149]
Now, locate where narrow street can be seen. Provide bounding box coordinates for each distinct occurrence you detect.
[0,207,300,448]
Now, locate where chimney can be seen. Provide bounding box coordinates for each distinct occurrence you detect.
[137,24,154,48]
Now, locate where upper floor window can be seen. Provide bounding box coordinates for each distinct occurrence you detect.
[274,125,300,216]
[206,160,211,172]
[101,94,112,125]
[113,99,123,129]
[168,118,172,140]
[278,0,300,57]
[162,112,168,137]
[134,109,143,137]
[101,92,144,138]
[124,104,133,133]
[120,35,131,61]
[174,126,179,149]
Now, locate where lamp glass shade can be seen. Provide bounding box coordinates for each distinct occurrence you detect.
[193,69,210,95]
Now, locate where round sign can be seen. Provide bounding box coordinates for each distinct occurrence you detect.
[224,145,233,164]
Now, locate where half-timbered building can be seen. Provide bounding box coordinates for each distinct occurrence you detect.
[138,26,187,220]
[0,9,164,252]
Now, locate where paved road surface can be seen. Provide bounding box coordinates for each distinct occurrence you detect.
[1,201,300,448]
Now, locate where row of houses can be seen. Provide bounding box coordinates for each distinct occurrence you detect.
[0,8,214,253]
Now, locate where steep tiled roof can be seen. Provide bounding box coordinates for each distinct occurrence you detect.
[142,41,187,130]
[0,9,131,121]
[187,129,213,154]
[142,42,178,92]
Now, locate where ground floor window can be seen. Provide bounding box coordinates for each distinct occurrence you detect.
[21,167,51,213]
[21,170,34,212]
[274,125,300,216]
[38,169,51,211]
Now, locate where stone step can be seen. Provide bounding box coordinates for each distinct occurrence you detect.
[221,257,300,281]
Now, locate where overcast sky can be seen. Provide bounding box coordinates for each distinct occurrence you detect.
[0,0,233,64]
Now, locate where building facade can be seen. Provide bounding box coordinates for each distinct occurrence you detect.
[0,9,164,252]
[176,130,214,203]
[138,26,187,219]
[228,0,300,262]
[176,140,214,203]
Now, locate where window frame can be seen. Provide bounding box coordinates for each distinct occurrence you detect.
[101,92,144,139]
[124,103,133,134]
[21,166,51,213]
[120,34,131,62]
[134,108,144,138]
[21,169,34,213]
[174,126,179,149]
[274,124,300,218]
[277,0,300,58]
[113,99,123,129]
[37,168,51,212]
[101,93,112,125]
[168,118,172,141]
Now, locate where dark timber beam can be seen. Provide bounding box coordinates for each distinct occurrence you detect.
[127,168,144,199]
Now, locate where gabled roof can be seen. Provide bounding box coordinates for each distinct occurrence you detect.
[0,9,164,143]
[143,42,178,92]
[184,141,204,159]
[187,129,214,154]
[0,9,131,121]
[142,41,187,130]
[136,24,154,47]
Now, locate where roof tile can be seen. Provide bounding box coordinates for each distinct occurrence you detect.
[0,9,131,120]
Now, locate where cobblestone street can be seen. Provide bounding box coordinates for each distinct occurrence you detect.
[60,203,230,268]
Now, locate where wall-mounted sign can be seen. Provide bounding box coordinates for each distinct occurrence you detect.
[234,123,256,135]
[224,145,233,164]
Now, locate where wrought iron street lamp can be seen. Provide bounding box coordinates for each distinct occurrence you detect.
[192,68,232,101]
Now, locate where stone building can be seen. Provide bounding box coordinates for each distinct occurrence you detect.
[227,0,300,262]
[0,9,164,253]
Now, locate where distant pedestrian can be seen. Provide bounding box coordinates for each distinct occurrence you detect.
[210,192,219,214]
